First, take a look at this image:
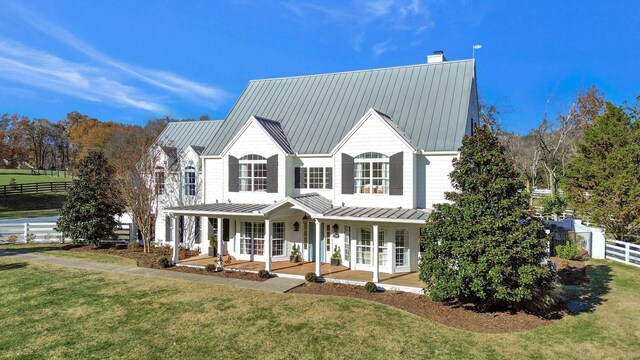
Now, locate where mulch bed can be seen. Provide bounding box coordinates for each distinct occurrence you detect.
[69,245,200,269]
[550,257,589,285]
[288,282,558,333]
[169,266,266,282]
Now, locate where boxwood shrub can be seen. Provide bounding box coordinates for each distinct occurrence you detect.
[305,272,317,283]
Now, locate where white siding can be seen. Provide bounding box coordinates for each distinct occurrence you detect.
[290,156,334,199]
[421,154,456,209]
[204,158,223,203]
[224,120,285,204]
[334,113,414,208]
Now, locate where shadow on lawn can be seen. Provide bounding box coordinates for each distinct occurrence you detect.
[0,262,28,271]
[0,244,79,255]
[563,264,613,314]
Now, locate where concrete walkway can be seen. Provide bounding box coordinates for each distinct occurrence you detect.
[0,251,305,293]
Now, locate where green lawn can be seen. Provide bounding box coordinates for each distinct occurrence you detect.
[0,169,73,185]
[0,250,638,359]
[0,244,136,266]
[0,193,66,219]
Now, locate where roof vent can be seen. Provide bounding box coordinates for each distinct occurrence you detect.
[427,50,446,64]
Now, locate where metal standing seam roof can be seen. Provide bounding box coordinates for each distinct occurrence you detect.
[157,120,223,153]
[291,193,333,214]
[253,116,295,154]
[323,206,430,221]
[164,203,267,214]
[204,60,476,155]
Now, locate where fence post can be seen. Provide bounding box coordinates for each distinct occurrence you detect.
[23,223,29,243]
[20,184,23,195]
[625,243,631,264]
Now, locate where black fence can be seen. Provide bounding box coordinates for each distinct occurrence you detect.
[1,182,71,196]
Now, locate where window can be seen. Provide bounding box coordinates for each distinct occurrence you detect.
[354,152,389,194]
[194,216,201,244]
[184,166,196,196]
[357,229,372,265]
[154,167,165,195]
[303,220,308,250]
[272,222,285,256]
[240,221,265,256]
[395,229,409,267]
[344,225,351,262]
[239,155,267,192]
[378,230,388,267]
[296,167,333,189]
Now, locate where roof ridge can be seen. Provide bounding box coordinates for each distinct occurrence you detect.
[249,59,474,83]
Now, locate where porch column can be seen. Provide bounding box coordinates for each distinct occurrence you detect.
[264,218,271,272]
[315,219,321,276]
[389,238,395,275]
[201,217,210,255]
[372,224,379,283]
[172,215,180,264]
[217,217,223,256]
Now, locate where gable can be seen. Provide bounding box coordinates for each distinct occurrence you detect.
[333,109,414,155]
[204,60,476,155]
[224,118,284,158]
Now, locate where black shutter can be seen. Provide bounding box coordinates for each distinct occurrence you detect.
[341,153,354,194]
[267,155,278,193]
[389,152,403,195]
[294,167,301,189]
[228,155,239,192]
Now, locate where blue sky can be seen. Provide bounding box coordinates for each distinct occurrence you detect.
[0,0,638,133]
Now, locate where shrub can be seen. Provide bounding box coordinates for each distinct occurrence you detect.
[127,240,138,250]
[205,264,217,272]
[556,242,580,260]
[25,233,36,244]
[157,256,170,268]
[364,282,378,293]
[305,272,317,283]
[258,269,270,279]
[7,235,18,244]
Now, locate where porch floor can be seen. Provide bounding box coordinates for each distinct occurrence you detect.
[180,255,422,289]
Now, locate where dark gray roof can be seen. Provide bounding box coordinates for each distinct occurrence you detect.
[157,120,223,153]
[165,203,267,214]
[254,116,294,154]
[323,207,430,221]
[204,60,476,155]
[292,193,333,214]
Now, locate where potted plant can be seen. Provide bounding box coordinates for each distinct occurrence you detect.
[289,244,301,263]
[331,246,341,266]
[208,235,217,257]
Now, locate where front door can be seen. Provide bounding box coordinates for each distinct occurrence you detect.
[308,221,316,261]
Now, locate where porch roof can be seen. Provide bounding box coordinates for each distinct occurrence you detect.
[164,203,267,216]
[321,206,430,224]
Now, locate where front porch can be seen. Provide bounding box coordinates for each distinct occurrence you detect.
[179,255,423,292]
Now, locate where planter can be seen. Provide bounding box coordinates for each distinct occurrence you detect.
[330,258,341,266]
[290,255,300,263]
[208,247,216,257]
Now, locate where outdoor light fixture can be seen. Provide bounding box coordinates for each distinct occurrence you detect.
[293,221,300,232]
[332,223,339,238]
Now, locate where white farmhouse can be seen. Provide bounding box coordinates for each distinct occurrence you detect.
[154,52,479,291]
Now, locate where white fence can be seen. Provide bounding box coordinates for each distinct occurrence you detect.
[0,222,133,244]
[605,239,640,268]
[0,223,68,243]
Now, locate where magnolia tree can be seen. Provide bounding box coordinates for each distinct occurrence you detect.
[419,125,554,310]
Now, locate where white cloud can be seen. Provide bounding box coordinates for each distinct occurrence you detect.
[372,40,393,56]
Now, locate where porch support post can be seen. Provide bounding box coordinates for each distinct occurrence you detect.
[172,215,180,264]
[315,218,321,276]
[217,217,223,256]
[264,218,271,272]
[201,217,210,255]
[372,224,379,283]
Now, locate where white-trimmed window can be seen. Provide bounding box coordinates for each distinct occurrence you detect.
[297,167,332,189]
[354,152,389,194]
[356,228,372,265]
[154,167,165,195]
[240,221,265,255]
[272,222,285,256]
[239,154,267,192]
[395,229,409,267]
[378,230,387,267]
[184,166,196,196]
[344,225,351,262]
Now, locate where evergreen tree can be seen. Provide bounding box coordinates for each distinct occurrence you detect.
[57,151,124,245]
[564,103,640,242]
[419,126,554,309]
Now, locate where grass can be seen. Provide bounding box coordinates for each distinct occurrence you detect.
[0,244,136,266]
[0,193,66,219]
[0,248,638,359]
[0,169,73,185]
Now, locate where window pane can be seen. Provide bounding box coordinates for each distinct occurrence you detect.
[325,168,333,189]
[308,167,324,189]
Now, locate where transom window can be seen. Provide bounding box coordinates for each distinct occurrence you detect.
[297,167,333,189]
[272,222,285,256]
[354,152,389,194]
[239,154,267,192]
[154,167,165,195]
[184,166,196,196]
